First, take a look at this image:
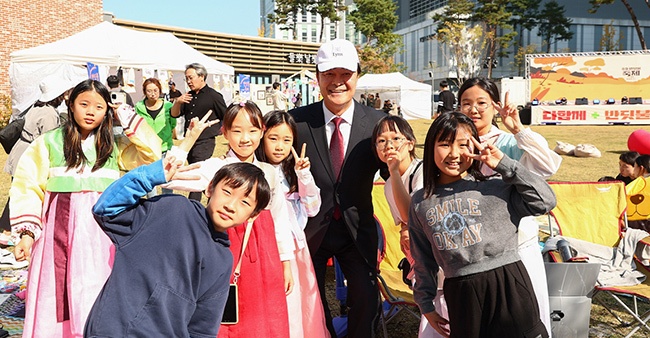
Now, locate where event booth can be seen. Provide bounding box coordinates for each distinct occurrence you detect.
[355,72,432,120]
[10,21,234,116]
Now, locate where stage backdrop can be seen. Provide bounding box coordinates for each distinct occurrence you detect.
[527,53,650,104]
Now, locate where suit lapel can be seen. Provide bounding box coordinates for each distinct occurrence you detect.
[305,104,337,181]
[345,103,368,165]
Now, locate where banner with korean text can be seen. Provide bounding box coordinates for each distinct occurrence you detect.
[531,105,650,125]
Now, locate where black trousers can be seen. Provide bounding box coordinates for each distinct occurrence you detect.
[186,137,215,201]
[312,218,379,338]
[444,261,548,338]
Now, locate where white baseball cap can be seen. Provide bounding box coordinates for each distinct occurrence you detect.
[39,76,73,103]
[316,39,360,72]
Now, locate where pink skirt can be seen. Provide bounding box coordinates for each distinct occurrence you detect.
[286,240,330,338]
[22,191,114,338]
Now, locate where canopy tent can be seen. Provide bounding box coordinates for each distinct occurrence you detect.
[10,21,235,114]
[355,72,432,120]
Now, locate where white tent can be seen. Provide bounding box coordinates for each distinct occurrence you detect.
[355,72,432,120]
[10,21,235,114]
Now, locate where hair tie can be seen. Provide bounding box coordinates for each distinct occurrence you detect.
[239,101,246,107]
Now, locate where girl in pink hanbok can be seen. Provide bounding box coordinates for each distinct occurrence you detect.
[256,110,329,338]
[10,79,161,337]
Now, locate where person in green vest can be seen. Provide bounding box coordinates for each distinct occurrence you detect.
[135,78,176,195]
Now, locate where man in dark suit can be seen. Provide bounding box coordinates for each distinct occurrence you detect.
[290,39,386,338]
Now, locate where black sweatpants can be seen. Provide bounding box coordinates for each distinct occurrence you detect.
[443,260,548,338]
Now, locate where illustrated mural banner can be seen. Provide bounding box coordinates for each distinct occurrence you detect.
[528,54,650,104]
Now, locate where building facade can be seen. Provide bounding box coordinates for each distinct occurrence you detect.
[114,18,322,107]
[260,0,362,44]
[393,0,650,89]
[0,0,103,95]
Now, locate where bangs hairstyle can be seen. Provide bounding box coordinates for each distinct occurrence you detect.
[457,77,500,103]
[457,77,501,128]
[142,78,162,93]
[222,101,264,131]
[371,115,417,160]
[422,112,486,198]
[63,79,115,172]
[255,110,299,193]
[209,162,271,217]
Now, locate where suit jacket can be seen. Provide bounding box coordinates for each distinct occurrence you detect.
[291,101,386,266]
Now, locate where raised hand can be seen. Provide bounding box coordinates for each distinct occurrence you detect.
[385,141,407,176]
[291,143,310,171]
[463,136,504,170]
[492,91,523,134]
[162,155,181,182]
[168,162,202,181]
[186,110,219,139]
[177,92,192,104]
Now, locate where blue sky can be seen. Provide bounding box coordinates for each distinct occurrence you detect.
[103,0,261,37]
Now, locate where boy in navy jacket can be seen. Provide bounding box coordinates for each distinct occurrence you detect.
[85,159,271,337]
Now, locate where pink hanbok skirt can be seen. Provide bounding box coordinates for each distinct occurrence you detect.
[286,240,330,338]
[22,191,114,338]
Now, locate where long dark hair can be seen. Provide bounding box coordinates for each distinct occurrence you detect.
[457,77,501,128]
[422,112,486,198]
[256,110,299,193]
[63,79,115,172]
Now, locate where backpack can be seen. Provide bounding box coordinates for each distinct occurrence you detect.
[0,105,33,154]
[408,160,423,194]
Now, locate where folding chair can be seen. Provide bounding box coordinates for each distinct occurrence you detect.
[372,183,420,337]
[547,181,650,337]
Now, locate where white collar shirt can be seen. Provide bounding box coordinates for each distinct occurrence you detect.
[323,101,355,157]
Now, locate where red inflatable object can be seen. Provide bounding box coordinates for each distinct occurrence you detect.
[628,129,650,155]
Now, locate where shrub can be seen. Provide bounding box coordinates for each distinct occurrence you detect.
[0,93,11,129]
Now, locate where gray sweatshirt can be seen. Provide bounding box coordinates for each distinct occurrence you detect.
[408,155,556,314]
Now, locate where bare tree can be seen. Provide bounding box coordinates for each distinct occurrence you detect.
[589,0,647,50]
[437,22,486,87]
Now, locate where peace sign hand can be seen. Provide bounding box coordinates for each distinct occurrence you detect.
[187,110,220,139]
[492,91,523,134]
[463,136,504,170]
[291,143,310,171]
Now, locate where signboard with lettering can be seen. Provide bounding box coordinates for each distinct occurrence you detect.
[531,105,650,125]
[287,53,316,64]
